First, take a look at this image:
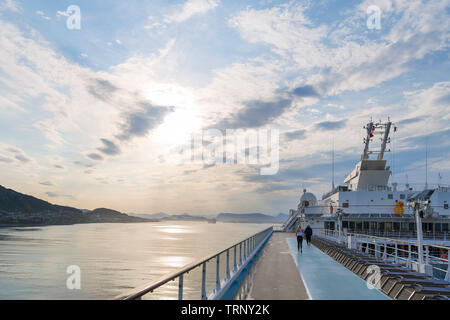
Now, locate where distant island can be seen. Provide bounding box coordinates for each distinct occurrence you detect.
[129,212,289,224]
[0,185,289,227]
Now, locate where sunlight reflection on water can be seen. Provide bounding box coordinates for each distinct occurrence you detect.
[0,221,272,300]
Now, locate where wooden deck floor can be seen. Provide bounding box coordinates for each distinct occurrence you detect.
[246,232,309,300]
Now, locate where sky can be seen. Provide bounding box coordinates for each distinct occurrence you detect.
[0,0,449,215]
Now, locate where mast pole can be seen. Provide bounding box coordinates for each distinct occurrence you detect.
[425,135,428,190]
[377,120,391,160]
[362,120,373,161]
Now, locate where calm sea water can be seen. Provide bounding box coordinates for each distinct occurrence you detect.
[0,221,273,300]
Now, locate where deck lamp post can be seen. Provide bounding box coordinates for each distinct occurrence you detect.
[336,208,344,244]
[409,199,431,274]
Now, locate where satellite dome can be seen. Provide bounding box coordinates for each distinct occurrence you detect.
[299,189,317,208]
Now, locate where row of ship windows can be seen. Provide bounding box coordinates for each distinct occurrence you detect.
[326,221,450,232]
[338,201,449,209]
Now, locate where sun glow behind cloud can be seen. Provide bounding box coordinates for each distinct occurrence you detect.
[0,0,448,214]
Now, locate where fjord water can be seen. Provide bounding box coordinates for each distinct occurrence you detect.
[0,221,273,299]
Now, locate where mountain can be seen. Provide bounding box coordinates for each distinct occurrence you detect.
[0,185,80,214]
[216,213,287,223]
[129,212,212,222]
[128,212,170,219]
[0,185,153,226]
[162,213,209,221]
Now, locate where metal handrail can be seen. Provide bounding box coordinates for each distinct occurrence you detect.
[320,228,450,250]
[319,229,450,281]
[115,226,273,300]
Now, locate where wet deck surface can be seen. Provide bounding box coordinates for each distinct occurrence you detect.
[247,233,309,300]
[247,233,390,300]
[286,237,390,300]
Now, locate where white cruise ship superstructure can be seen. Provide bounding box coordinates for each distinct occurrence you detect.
[285,119,450,244]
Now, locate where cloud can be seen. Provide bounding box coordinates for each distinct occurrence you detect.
[165,0,219,23]
[284,129,307,141]
[0,155,13,163]
[116,102,174,141]
[435,93,450,106]
[2,146,32,164]
[73,161,93,168]
[36,10,51,20]
[0,0,22,13]
[397,117,424,126]
[56,10,69,17]
[87,78,119,102]
[314,120,347,131]
[14,154,30,163]
[86,153,104,161]
[291,85,319,98]
[97,138,121,156]
[39,181,54,186]
[255,184,293,193]
[214,99,292,129]
[45,192,74,199]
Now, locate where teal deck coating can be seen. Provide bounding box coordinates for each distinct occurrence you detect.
[286,238,390,300]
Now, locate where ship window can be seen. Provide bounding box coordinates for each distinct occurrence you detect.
[349,221,355,231]
[443,224,449,232]
[393,222,400,231]
[343,202,349,208]
[356,222,362,231]
[434,223,441,232]
[363,221,369,230]
[342,221,348,228]
[445,203,449,209]
[388,194,393,199]
[400,194,406,199]
[386,222,393,232]
[401,222,408,231]
[409,223,415,232]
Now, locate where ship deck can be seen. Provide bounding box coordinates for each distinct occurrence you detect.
[247,233,390,300]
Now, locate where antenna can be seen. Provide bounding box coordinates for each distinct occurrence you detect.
[425,135,428,190]
[438,172,442,188]
[332,137,335,190]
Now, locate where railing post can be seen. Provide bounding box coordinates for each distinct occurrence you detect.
[445,249,450,282]
[394,243,398,264]
[201,262,207,300]
[178,274,183,300]
[226,249,230,279]
[383,243,387,259]
[244,240,247,260]
[407,244,412,269]
[233,246,237,272]
[216,255,221,292]
[239,243,242,265]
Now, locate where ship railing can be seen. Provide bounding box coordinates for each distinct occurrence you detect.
[326,230,450,241]
[318,229,450,282]
[114,227,273,300]
[321,228,450,240]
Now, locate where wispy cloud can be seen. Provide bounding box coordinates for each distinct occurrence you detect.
[165,0,219,23]
[0,0,22,13]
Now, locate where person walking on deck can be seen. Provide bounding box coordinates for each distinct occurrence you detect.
[296,225,304,253]
[305,225,313,246]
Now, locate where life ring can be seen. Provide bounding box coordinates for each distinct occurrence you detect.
[440,253,448,263]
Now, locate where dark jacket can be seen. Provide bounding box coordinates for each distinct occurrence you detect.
[304,226,313,236]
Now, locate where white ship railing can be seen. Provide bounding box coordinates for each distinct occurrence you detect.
[115,227,273,300]
[319,229,450,282]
